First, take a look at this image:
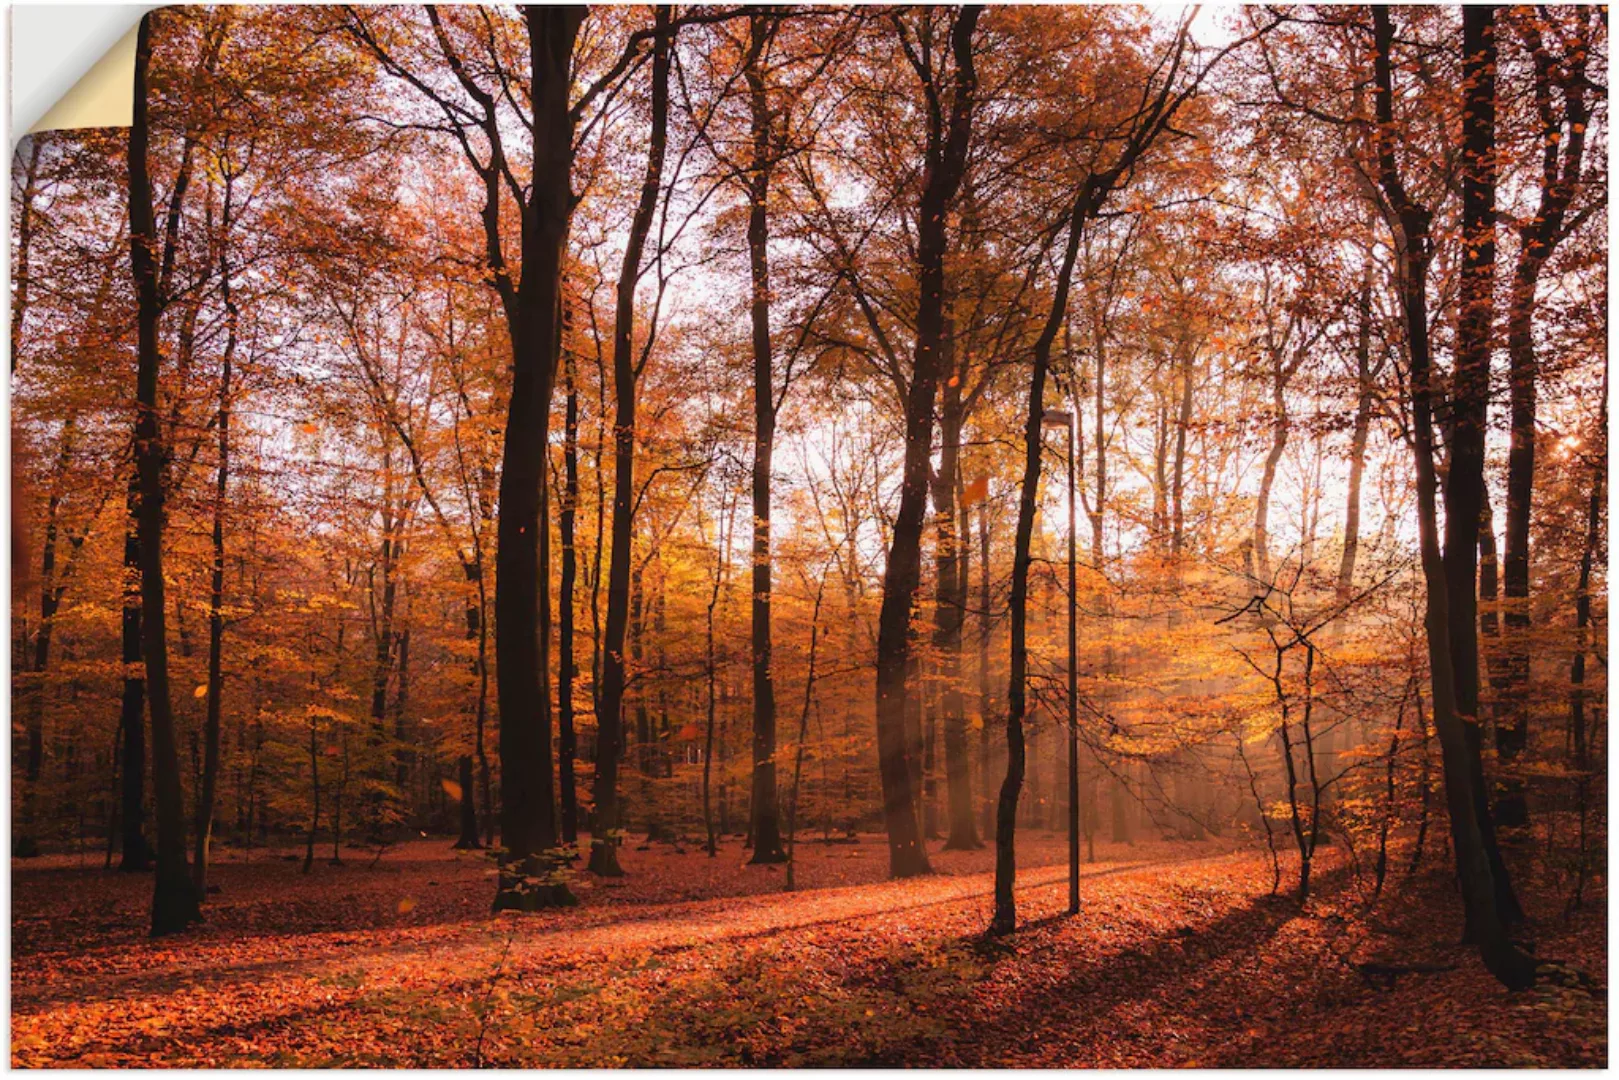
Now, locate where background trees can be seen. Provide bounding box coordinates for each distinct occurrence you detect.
[11,4,1607,984]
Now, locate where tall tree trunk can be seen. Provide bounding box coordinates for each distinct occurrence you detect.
[1498,11,1591,832]
[1253,354,1289,585]
[117,476,150,871]
[994,201,1086,934]
[193,197,237,895]
[1169,341,1194,556]
[11,137,42,374]
[1567,364,1604,912]
[745,14,787,864]
[874,6,980,880]
[977,497,994,837]
[703,495,732,857]
[1336,252,1375,600]
[935,336,978,850]
[590,5,672,878]
[131,12,200,936]
[1444,5,1522,931]
[488,6,585,910]
[1370,5,1532,989]
[15,420,78,858]
[558,345,581,846]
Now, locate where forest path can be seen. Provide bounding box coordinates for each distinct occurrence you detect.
[9,843,1213,1014]
[11,838,1604,1067]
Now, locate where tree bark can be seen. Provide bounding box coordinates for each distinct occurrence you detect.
[1567,365,1604,911]
[874,7,980,880]
[1497,10,1591,831]
[1336,252,1375,599]
[994,200,1085,934]
[1443,4,1523,931]
[131,12,201,936]
[558,342,581,846]
[193,186,237,895]
[745,14,787,864]
[11,137,42,375]
[1369,5,1532,989]
[117,475,150,871]
[590,5,672,878]
[935,331,978,850]
[484,5,586,910]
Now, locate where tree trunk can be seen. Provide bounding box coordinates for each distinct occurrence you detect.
[118,479,150,871]
[590,5,672,878]
[745,14,786,864]
[875,7,980,880]
[1567,364,1603,911]
[558,345,581,846]
[1253,354,1289,586]
[488,6,585,910]
[11,137,42,374]
[16,420,78,858]
[1498,13,1591,833]
[935,340,978,850]
[1170,340,1194,555]
[994,198,1085,934]
[131,12,201,935]
[193,201,236,896]
[977,488,995,838]
[1370,5,1532,989]
[304,722,319,874]
[1444,5,1522,932]
[1336,253,1375,599]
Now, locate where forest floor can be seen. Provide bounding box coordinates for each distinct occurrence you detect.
[10,830,1606,1067]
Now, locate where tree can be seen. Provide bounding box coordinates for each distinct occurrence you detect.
[743,12,789,867]
[1368,4,1533,990]
[130,10,203,937]
[1495,7,1599,830]
[591,5,675,878]
[871,5,982,880]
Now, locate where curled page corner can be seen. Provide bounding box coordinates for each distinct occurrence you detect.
[13,5,152,139]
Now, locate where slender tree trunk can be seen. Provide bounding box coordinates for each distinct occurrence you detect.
[1170,341,1194,555]
[131,13,200,935]
[1567,365,1603,911]
[11,137,42,374]
[193,203,237,895]
[1337,254,1375,600]
[744,14,787,864]
[16,421,78,858]
[1370,5,1532,989]
[558,347,581,846]
[117,482,150,871]
[994,198,1086,934]
[875,7,980,880]
[1254,357,1289,585]
[936,332,979,850]
[304,722,319,874]
[977,485,995,839]
[1499,14,1590,833]
[785,577,825,891]
[590,6,672,878]
[1444,5,1522,932]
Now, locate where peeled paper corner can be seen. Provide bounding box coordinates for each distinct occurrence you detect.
[13,5,153,139]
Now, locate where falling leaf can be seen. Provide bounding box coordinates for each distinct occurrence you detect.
[441,778,463,801]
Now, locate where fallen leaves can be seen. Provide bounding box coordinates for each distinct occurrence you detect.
[9,836,1606,1068]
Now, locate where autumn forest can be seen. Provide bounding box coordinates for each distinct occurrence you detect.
[8,3,1609,1067]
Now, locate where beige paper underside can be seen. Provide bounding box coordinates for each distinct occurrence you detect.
[29,21,139,135]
